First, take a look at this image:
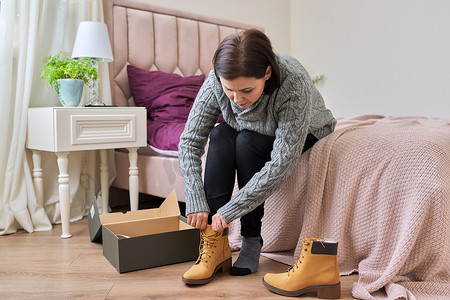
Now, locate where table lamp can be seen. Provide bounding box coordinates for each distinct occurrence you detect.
[72,21,113,106]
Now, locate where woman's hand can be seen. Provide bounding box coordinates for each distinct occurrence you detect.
[211,213,229,232]
[187,212,209,230]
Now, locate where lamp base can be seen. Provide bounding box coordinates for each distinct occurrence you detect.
[85,100,106,107]
[84,103,117,107]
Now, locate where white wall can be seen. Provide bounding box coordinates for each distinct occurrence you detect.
[291,0,450,118]
[143,0,450,119]
[141,0,291,55]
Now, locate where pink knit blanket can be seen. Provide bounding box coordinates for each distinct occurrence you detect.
[228,115,450,300]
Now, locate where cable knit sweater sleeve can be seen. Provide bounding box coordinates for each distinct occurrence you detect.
[216,71,313,223]
[178,74,221,215]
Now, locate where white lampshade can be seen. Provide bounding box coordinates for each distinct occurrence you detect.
[72,21,113,62]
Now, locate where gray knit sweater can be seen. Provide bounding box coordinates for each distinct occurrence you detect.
[178,54,336,223]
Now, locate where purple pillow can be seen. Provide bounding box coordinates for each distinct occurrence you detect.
[127,65,204,123]
[147,120,186,152]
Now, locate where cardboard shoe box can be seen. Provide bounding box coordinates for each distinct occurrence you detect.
[88,190,200,273]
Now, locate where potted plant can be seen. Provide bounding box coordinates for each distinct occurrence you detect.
[41,52,98,107]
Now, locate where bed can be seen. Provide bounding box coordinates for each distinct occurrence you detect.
[103,1,450,299]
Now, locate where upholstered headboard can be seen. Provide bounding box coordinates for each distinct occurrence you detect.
[103,0,262,107]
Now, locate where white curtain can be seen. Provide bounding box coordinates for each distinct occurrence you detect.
[0,0,114,235]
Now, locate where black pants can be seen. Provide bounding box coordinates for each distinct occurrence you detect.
[204,123,318,237]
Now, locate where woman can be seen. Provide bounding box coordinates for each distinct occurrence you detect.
[179,29,336,285]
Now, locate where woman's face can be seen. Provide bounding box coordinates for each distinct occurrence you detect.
[220,66,271,109]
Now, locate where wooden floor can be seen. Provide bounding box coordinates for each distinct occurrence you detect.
[0,218,358,299]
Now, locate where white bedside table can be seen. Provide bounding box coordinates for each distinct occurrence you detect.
[26,107,147,238]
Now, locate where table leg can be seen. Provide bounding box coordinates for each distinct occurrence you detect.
[128,147,139,211]
[31,150,44,206]
[56,152,72,239]
[99,149,109,214]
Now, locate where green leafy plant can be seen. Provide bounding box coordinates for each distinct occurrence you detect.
[312,74,325,85]
[41,52,98,93]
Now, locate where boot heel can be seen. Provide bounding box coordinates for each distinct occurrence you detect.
[317,282,341,299]
[220,258,232,273]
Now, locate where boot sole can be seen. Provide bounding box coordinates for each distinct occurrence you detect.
[182,258,232,285]
[262,279,341,299]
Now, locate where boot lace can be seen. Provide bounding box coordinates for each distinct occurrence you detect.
[195,231,220,264]
[287,237,325,276]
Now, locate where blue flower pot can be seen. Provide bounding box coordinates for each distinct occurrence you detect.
[57,79,84,107]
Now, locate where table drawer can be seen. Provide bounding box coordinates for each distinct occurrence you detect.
[27,107,147,152]
[70,114,137,145]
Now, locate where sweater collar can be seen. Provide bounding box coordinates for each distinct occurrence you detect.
[230,93,267,115]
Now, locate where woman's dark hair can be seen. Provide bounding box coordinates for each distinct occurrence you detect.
[212,29,280,94]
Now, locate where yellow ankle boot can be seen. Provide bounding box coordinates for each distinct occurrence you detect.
[263,237,340,299]
[182,225,232,285]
